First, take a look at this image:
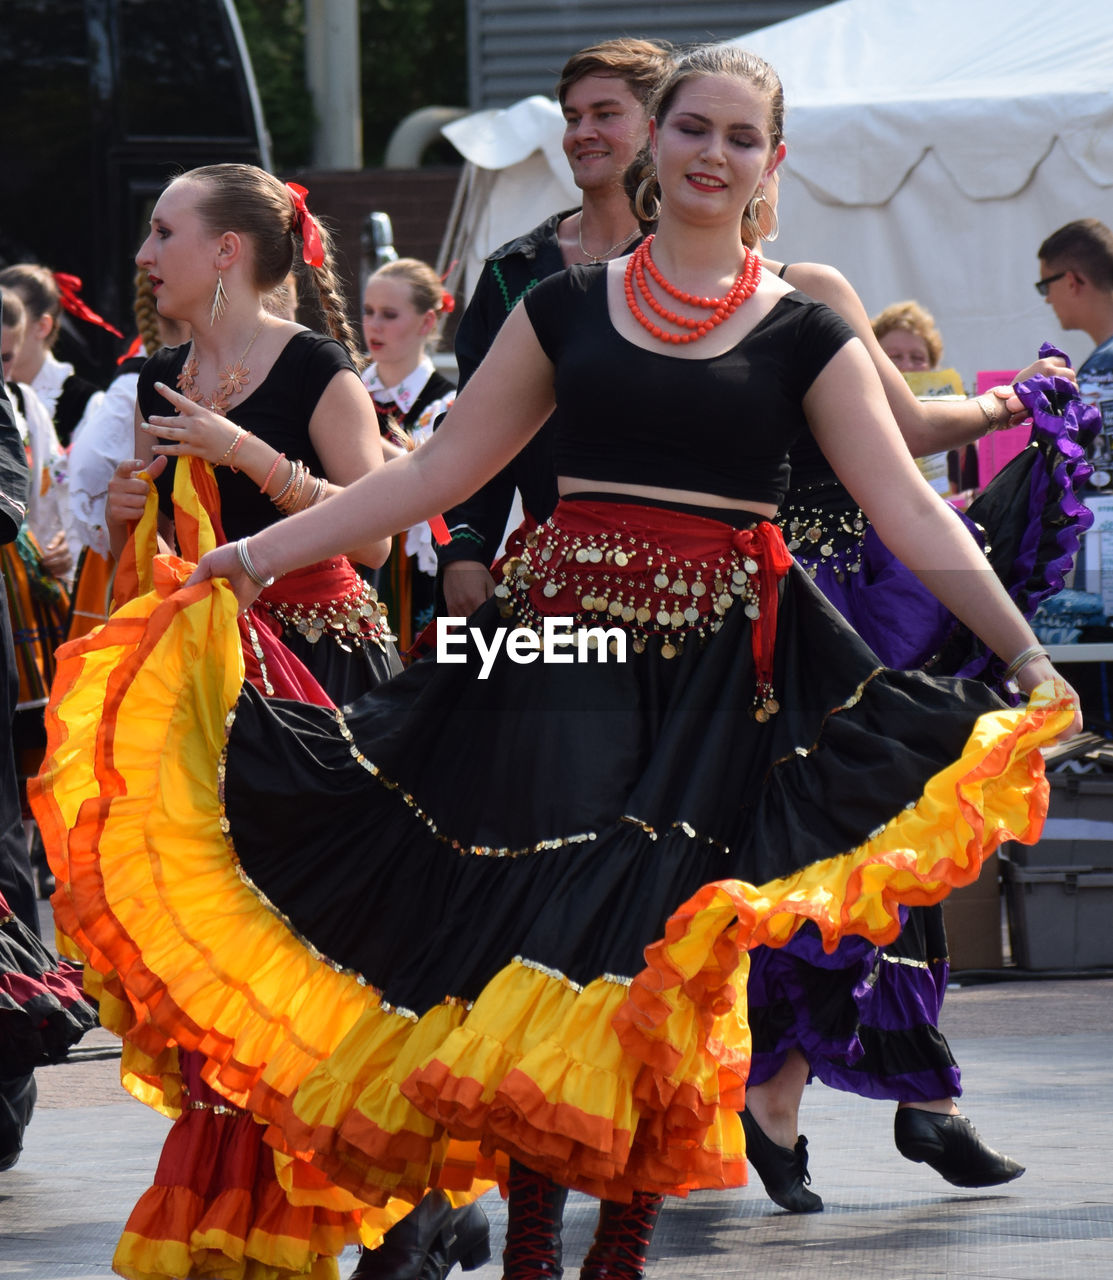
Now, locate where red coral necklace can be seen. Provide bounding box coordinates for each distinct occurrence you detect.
[624,235,761,345]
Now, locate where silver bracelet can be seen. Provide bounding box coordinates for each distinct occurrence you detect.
[235,537,275,589]
[1002,644,1049,682]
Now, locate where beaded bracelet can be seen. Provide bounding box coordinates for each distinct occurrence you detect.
[216,428,247,468]
[260,451,286,495]
[228,429,250,473]
[1002,644,1049,682]
[235,537,275,589]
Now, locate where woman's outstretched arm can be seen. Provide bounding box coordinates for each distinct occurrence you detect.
[806,336,1079,729]
[188,304,556,605]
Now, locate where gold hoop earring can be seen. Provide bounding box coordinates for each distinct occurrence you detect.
[210,269,229,326]
[634,173,662,226]
[747,191,780,244]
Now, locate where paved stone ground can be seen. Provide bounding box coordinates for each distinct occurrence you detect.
[3,903,1111,1280]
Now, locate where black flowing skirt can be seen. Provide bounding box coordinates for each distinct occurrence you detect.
[33,496,1072,1205]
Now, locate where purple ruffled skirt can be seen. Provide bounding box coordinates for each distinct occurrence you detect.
[751,355,1098,1102]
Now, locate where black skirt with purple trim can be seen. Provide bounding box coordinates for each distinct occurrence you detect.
[749,358,1098,1102]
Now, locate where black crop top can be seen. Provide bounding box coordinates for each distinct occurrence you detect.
[139,330,354,542]
[522,265,854,506]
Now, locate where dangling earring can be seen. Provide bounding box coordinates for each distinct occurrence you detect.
[634,172,661,226]
[747,189,780,244]
[210,269,229,326]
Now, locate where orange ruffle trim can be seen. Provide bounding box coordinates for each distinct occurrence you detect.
[31,543,1074,1205]
[33,466,485,1280]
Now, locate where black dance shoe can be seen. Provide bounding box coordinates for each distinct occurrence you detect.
[894,1107,1025,1188]
[346,1192,491,1280]
[740,1110,823,1213]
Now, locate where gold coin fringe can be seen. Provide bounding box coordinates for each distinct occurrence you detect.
[780,497,866,581]
[260,576,395,653]
[494,522,766,673]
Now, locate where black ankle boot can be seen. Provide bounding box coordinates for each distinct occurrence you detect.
[894,1108,1025,1188]
[740,1109,823,1213]
[503,1160,569,1279]
[348,1195,491,1280]
[445,1200,492,1272]
[347,1190,454,1279]
[579,1191,664,1280]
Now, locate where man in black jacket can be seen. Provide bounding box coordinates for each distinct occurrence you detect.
[437,37,672,617]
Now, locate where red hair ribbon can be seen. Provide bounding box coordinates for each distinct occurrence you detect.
[53,272,124,338]
[285,183,325,268]
[117,334,144,364]
[440,291,455,315]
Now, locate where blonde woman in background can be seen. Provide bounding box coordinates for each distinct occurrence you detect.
[871,299,942,373]
[361,257,456,650]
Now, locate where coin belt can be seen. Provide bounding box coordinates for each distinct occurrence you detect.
[261,576,395,653]
[493,518,781,719]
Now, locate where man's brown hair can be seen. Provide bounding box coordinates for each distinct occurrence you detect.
[556,37,673,108]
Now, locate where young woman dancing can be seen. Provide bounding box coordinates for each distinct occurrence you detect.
[36,48,1080,1280]
[80,163,405,1280]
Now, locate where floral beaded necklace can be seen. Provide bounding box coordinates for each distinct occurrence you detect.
[623,235,762,346]
[176,319,266,413]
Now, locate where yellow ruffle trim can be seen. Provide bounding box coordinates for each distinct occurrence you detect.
[113,1183,348,1280]
[32,474,489,1266]
[31,536,1073,1201]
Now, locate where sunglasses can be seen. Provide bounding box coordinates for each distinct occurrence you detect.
[1034,271,1068,297]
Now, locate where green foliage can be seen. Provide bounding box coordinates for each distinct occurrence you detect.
[234,0,315,170]
[234,0,467,170]
[359,0,468,165]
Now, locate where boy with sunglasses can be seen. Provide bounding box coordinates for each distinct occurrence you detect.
[1037,218,1113,487]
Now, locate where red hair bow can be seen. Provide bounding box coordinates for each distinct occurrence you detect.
[285,183,325,268]
[53,272,123,338]
[117,334,144,364]
[440,290,455,315]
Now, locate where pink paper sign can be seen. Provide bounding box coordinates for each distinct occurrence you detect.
[975,370,1028,485]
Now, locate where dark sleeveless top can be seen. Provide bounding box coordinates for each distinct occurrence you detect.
[139,330,353,543]
[522,264,854,506]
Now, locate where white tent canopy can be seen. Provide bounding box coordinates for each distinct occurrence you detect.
[728,0,1113,379]
[441,0,1113,383]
